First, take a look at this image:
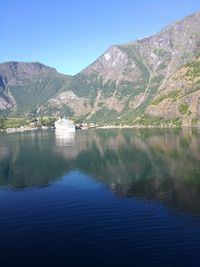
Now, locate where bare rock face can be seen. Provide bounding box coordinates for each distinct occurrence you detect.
[138,11,200,75]
[82,46,142,83]
[46,91,92,116]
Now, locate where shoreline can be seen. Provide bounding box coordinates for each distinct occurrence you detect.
[96,125,200,129]
[0,126,53,134]
[1,124,200,134]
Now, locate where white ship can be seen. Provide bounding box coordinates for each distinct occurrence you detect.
[54,118,75,132]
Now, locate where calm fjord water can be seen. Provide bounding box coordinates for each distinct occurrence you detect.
[0,129,200,267]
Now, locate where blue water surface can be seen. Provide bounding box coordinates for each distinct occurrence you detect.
[0,129,200,267]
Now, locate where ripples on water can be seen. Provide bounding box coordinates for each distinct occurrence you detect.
[0,128,200,267]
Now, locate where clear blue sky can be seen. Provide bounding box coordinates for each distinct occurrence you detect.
[1,0,200,75]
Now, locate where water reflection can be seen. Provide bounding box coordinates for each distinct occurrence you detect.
[55,130,75,146]
[0,128,200,214]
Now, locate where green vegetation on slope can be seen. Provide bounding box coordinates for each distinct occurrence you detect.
[136,114,182,127]
[0,116,56,129]
[178,103,189,114]
[119,44,150,83]
[151,90,181,105]
[10,72,67,116]
[185,59,200,80]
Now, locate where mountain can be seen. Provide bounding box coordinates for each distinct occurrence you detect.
[142,56,200,126]
[0,61,70,116]
[1,10,200,125]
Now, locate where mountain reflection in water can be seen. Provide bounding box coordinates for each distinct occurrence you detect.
[0,128,200,214]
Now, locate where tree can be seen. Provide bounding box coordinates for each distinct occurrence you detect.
[0,116,7,129]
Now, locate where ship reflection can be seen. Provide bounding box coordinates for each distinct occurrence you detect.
[55,130,75,147]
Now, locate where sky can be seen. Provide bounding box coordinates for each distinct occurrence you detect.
[1,0,200,75]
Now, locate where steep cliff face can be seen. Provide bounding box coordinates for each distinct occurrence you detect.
[1,11,200,125]
[0,74,13,111]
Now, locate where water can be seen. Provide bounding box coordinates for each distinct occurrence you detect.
[0,128,200,267]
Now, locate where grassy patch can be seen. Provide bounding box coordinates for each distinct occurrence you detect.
[0,116,57,129]
[0,117,27,129]
[178,103,189,114]
[191,117,199,125]
[88,107,118,124]
[136,114,182,127]
[151,89,181,105]
[171,118,182,127]
[185,60,200,80]
[167,90,180,99]
[136,114,169,126]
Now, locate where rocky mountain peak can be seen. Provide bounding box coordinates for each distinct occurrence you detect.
[81,46,131,82]
[0,61,56,80]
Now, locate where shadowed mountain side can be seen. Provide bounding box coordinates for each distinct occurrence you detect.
[0,62,71,116]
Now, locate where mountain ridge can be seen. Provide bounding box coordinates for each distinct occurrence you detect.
[1,10,200,126]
